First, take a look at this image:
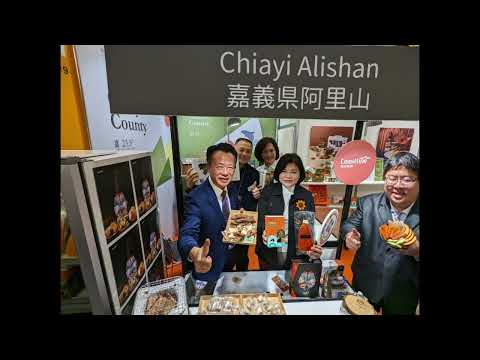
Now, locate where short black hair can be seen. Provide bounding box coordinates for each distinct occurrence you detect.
[235,137,253,146]
[254,137,280,164]
[273,153,306,184]
[206,143,237,165]
[383,152,420,179]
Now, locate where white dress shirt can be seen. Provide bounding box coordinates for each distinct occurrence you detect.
[277,184,295,265]
[208,176,231,213]
[187,177,231,263]
[390,201,414,222]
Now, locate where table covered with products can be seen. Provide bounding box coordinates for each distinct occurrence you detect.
[131,262,378,315]
[186,269,349,315]
[182,261,359,315]
[129,203,377,315]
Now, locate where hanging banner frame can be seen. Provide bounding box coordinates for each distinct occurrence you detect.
[104,45,419,120]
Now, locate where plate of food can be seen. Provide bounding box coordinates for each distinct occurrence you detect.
[379,220,417,250]
[223,210,258,245]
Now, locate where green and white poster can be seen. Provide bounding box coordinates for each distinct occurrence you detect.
[177,116,277,164]
[75,45,181,269]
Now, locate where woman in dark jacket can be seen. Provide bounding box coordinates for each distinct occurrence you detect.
[255,154,323,270]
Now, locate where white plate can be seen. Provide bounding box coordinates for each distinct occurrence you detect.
[317,209,339,246]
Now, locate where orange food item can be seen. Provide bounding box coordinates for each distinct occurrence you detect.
[378,224,388,240]
[378,221,417,249]
[298,220,313,251]
[388,221,406,240]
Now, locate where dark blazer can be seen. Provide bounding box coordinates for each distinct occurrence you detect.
[178,180,240,282]
[230,163,260,211]
[340,192,419,314]
[255,182,315,270]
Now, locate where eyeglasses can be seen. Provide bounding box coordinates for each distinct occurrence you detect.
[385,175,417,186]
[215,165,235,173]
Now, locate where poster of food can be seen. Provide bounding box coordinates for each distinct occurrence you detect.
[131,156,157,217]
[306,126,354,182]
[140,210,161,268]
[376,128,414,160]
[148,252,165,282]
[93,162,136,243]
[74,46,183,307]
[109,226,145,307]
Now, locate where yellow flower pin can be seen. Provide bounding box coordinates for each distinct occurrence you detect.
[296,200,306,211]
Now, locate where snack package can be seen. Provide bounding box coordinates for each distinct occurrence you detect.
[199,293,286,315]
[191,159,208,185]
[290,259,323,298]
[264,215,287,248]
[309,185,328,206]
[181,161,192,176]
[374,158,384,181]
[241,294,285,315]
[223,210,258,245]
[294,211,315,256]
[259,169,274,189]
[272,275,290,292]
[199,295,242,315]
[232,158,240,182]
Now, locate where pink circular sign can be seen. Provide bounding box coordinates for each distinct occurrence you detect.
[333,140,376,185]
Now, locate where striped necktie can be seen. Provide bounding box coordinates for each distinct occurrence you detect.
[394,210,406,222]
[221,190,230,222]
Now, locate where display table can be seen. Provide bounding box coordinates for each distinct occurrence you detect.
[185,268,352,315]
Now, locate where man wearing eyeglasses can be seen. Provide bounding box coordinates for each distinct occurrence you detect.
[340,152,420,315]
[179,143,240,283]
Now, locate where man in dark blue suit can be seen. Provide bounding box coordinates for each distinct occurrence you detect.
[178,143,240,282]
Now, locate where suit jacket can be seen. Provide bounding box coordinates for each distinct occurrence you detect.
[230,163,260,211]
[340,192,420,314]
[178,180,240,282]
[255,182,315,270]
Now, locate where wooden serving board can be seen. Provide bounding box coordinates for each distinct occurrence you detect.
[223,210,258,246]
[343,294,376,315]
[197,293,286,315]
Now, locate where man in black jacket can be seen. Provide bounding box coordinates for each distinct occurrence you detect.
[340,152,420,315]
